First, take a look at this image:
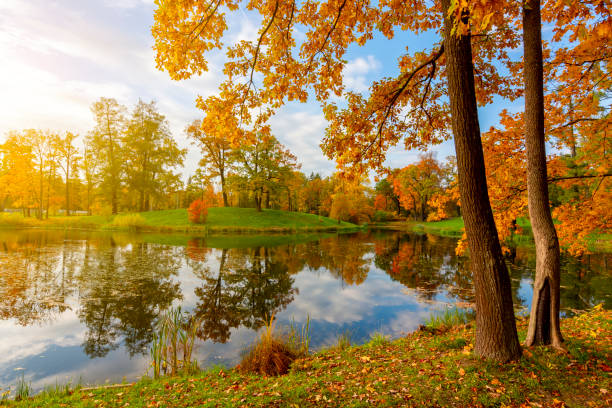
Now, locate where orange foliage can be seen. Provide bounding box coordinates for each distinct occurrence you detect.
[188,198,210,224]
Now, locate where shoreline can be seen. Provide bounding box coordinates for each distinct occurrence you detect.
[4,307,610,407]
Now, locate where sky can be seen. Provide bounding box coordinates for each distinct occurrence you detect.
[0,0,518,180]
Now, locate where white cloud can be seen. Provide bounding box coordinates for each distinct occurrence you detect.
[343,55,382,93]
[269,109,336,176]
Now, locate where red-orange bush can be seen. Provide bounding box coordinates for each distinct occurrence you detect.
[188,199,209,224]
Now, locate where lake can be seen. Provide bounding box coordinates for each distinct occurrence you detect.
[0,229,610,392]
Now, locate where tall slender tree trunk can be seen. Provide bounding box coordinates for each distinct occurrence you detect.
[522,0,564,349]
[86,181,92,216]
[39,166,44,219]
[139,190,144,212]
[65,164,70,216]
[112,188,118,215]
[255,188,262,212]
[442,0,521,361]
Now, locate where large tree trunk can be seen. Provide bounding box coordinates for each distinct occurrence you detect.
[220,173,229,207]
[522,0,564,349]
[442,0,521,361]
[255,188,262,212]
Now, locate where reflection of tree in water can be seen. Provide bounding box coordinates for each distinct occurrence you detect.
[506,247,612,311]
[0,230,79,325]
[187,242,296,343]
[372,232,474,303]
[78,239,182,358]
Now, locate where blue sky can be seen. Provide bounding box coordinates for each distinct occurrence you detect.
[0,0,520,179]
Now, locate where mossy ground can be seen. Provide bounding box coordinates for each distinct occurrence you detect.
[5,307,610,407]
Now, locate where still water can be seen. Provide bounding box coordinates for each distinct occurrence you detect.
[0,229,609,391]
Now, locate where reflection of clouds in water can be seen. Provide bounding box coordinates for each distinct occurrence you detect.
[26,346,149,392]
[1,230,606,394]
[283,267,428,325]
[194,326,259,367]
[278,267,453,349]
[0,310,83,367]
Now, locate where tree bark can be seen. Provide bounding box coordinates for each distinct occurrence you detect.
[442,0,521,361]
[522,0,564,349]
[220,173,229,207]
[65,163,70,216]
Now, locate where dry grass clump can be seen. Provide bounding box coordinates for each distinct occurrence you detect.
[238,314,309,376]
[109,214,147,230]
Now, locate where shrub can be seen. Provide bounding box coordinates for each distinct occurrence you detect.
[373,210,394,222]
[110,214,147,230]
[188,199,209,224]
[238,314,308,376]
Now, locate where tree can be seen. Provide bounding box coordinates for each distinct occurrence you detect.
[329,192,350,224]
[392,153,443,221]
[152,0,522,360]
[231,134,298,212]
[186,117,232,206]
[0,131,37,215]
[29,129,52,219]
[88,97,126,215]
[124,99,186,211]
[81,141,96,216]
[375,176,401,214]
[440,0,520,360]
[522,0,563,349]
[54,132,80,216]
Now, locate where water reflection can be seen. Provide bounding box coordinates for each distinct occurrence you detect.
[0,229,609,390]
[78,240,182,357]
[189,244,296,343]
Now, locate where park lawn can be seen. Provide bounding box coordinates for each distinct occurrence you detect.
[411,217,465,237]
[0,208,358,233]
[141,207,357,231]
[6,307,611,407]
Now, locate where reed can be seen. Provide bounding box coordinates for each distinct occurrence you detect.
[368,331,390,347]
[149,307,203,379]
[287,315,310,356]
[335,329,352,351]
[14,374,31,402]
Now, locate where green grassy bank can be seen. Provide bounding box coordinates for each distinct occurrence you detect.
[4,307,610,407]
[373,217,611,252]
[0,208,359,233]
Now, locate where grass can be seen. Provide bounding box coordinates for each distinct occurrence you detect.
[376,216,612,252]
[149,307,203,379]
[5,306,610,407]
[424,307,472,331]
[0,208,359,233]
[238,314,309,376]
[411,217,465,237]
[107,214,147,231]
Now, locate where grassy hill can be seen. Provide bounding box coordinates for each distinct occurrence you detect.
[0,208,358,233]
[141,207,357,232]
